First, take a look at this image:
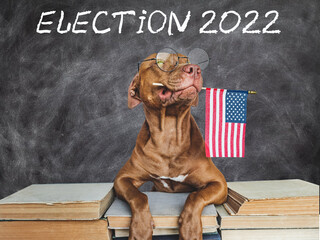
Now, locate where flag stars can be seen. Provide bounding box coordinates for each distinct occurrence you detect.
[226,91,248,124]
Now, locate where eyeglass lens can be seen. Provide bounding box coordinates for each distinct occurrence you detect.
[156,48,178,72]
[188,48,210,70]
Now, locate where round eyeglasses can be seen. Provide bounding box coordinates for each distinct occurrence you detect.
[138,47,210,73]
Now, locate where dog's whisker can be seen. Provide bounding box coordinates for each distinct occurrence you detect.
[152,83,257,94]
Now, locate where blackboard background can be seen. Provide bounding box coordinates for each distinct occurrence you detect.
[0,0,319,198]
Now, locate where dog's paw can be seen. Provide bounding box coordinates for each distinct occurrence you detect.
[178,209,202,240]
[129,210,154,240]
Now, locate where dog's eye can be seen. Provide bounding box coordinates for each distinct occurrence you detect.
[157,60,164,68]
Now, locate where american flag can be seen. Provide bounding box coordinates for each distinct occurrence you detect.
[205,88,248,158]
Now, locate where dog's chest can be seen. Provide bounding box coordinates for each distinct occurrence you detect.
[150,174,189,189]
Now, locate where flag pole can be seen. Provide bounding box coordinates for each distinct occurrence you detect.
[152,83,257,94]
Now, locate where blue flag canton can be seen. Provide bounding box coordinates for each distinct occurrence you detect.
[225,91,248,123]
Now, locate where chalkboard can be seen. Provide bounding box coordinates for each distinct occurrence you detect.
[0,0,319,198]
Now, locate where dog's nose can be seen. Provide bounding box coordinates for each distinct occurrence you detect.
[182,64,201,78]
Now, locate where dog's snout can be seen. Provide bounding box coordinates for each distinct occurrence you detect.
[183,64,201,77]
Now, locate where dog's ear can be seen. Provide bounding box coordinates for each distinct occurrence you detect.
[128,73,141,109]
[191,95,199,106]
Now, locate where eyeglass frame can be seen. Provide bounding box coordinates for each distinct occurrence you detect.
[137,56,190,73]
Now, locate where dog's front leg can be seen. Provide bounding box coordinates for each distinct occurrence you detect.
[114,176,153,240]
[178,181,227,240]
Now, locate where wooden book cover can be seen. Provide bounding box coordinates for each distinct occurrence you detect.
[105,192,218,229]
[216,205,319,229]
[0,183,114,220]
[224,179,319,215]
[0,220,112,240]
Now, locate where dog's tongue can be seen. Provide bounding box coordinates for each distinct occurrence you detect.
[159,87,172,102]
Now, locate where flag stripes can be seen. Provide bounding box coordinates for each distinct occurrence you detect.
[205,88,247,158]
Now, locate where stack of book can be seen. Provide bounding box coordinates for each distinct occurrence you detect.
[1,179,318,240]
[0,183,114,240]
[105,192,221,240]
[217,179,319,240]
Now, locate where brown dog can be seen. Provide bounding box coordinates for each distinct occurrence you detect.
[114,51,227,240]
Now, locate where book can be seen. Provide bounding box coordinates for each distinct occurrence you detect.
[220,228,319,240]
[0,183,114,220]
[0,219,112,240]
[216,205,319,229]
[114,227,218,237]
[105,192,218,229]
[113,232,221,240]
[224,179,319,215]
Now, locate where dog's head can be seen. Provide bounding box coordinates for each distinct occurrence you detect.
[128,52,203,109]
